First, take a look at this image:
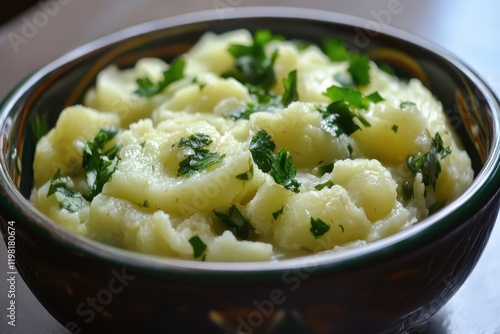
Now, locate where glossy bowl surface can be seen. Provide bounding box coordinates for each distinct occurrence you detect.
[1,7,499,334]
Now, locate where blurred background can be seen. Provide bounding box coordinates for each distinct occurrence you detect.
[0,0,499,333]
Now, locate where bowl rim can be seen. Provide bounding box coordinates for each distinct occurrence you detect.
[1,6,500,277]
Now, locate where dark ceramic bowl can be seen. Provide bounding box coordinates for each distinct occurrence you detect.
[1,7,499,334]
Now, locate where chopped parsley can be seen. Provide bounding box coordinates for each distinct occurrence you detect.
[142,199,150,208]
[224,30,283,90]
[320,101,371,137]
[348,54,371,86]
[316,163,334,175]
[135,58,185,97]
[227,87,281,121]
[320,85,384,137]
[402,180,414,201]
[281,70,299,106]
[406,132,452,188]
[82,129,120,200]
[188,235,207,259]
[391,124,399,133]
[236,159,254,181]
[314,180,334,190]
[47,169,84,212]
[249,130,301,193]
[323,38,350,61]
[323,86,383,109]
[214,205,253,240]
[323,38,371,86]
[176,133,225,177]
[272,206,284,220]
[310,217,330,239]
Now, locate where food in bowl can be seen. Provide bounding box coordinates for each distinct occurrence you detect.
[30,29,473,261]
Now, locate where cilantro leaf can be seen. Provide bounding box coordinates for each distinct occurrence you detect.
[189,235,207,259]
[320,101,370,137]
[391,124,399,133]
[402,180,414,201]
[314,180,334,190]
[324,86,369,109]
[249,130,276,173]
[272,206,284,220]
[224,30,282,90]
[322,39,371,87]
[316,163,334,175]
[324,86,383,109]
[83,129,120,200]
[176,133,225,177]
[270,148,301,193]
[47,169,85,212]
[214,205,253,240]
[321,85,383,137]
[310,217,330,239]
[348,54,371,86]
[135,58,185,97]
[406,132,452,188]
[249,130,301,192]
[236,159,254,181]
[366,91,385,103]
[323,38,350,61]
[281,70,299,106]
[178,133,213,149]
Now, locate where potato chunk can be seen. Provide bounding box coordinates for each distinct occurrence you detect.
[331,159,397,222]
[274,186,371,252]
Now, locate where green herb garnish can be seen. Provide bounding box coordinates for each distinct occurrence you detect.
[320,101,370,137]
[249,130,301,192]
[391,124,399,133]
[47,169,84,212]
[323,39,371,86]
[316,163,334,175]
[320,86,384,137]
[323,38,350,61]
[272,206,284,220]
[214,205,253,240]
[135,58,185,97]
[281,70,299,106]
[82,129,120,200]
[224,30,283,90]
[310,217,330,239]
[176,133,225,177]
[406,132,452,188]
[323,86,383,109]
[189,235,207,259]
[236,159,254,181]
[348,54,371,86]
[402,180,414,201]
[314,180,334,190]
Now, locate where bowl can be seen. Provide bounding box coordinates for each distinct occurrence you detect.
[1,7,500,334]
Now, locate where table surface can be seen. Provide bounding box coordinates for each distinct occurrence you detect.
[1,0,499,333]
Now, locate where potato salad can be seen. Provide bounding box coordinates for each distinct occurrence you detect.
[31,29,473,261]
